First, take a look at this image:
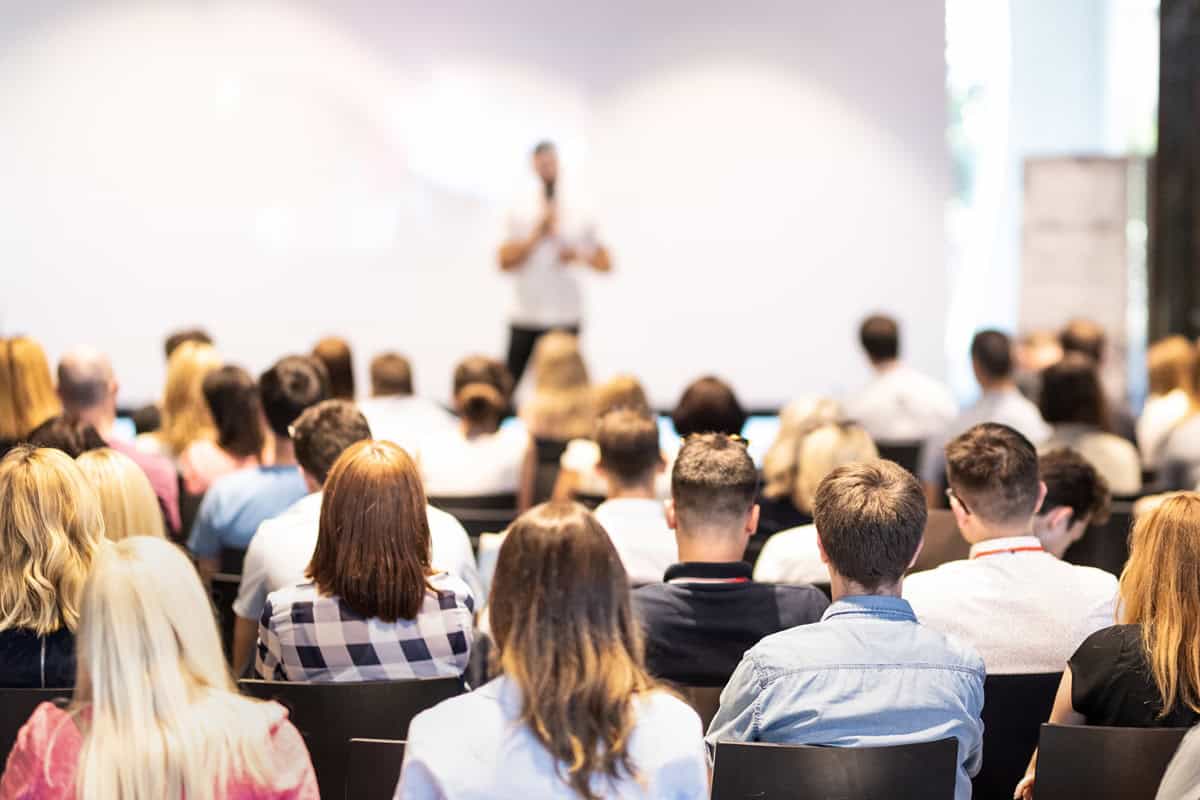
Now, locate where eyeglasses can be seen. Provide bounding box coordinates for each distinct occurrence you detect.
[945,487,971,515]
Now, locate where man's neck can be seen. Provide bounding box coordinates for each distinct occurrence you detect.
[607,482,657,501]
[71,406,115,439]
[675,530,746,564]
[872,358,900,375]
[978,378,1016,395]
[965,521,1035,544]
[829,573,903,601]
[271,436,298,466]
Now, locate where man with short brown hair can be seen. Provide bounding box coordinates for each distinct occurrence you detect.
[357,351,455,455]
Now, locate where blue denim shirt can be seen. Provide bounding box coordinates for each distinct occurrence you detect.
[706,595,985,800]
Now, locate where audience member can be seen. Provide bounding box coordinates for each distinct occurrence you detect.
[232,400,481,671]
[1015,494,1200,799]
[26,414,107,457]
[589,410,676,584]
[1013,329,1063,401]
[707,461,984,800]
[671,375,746,438]
[311,335,356,400]
[0,446,102,688]
[164,326,213,358]
[1039,354,1141,495]
[757,396,843,534]
[179,365,263,495]
[257,440,474,682]
[635,432,827,686]
[76,448,167,541]
[357,351,456,455]
[188,355,326,579]
[1138,335,1195,468]
[1032,448,1111,558]
[904,423,1118,673]
[0,536,318,799]
[0,336,61,454]
[520,331,594,441]
[56,346,181,535]
[753,421,879,584]
[1059,317,1137,442]
[136,340,221,460]
[844,314,957,443]
[1157,352,1200,490]
[918,330,1050,503]
[397,502,707,799]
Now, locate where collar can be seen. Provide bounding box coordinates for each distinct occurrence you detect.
[822,595,916,623]
[664,561,753,585]
[969,535,1044,560]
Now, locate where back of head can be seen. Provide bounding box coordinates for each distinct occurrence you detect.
[596,409,661,488]
[370,352,414,397]
[57,347,114,415]
[312,336,356,401]
[258,355,329,438]
[970,329,1014,383]
[292,399,372,485]
[1039,353,1110,429]
[1147,335,1195,397]
[0,446,103,634]
[76,448,167,541]
[793,422,879,513]
[76,536,274,800]
[309,440,430,622]
[945,423,1040,527]
[201,366,265,459]
[163,327,213,360]
[0,336,62,441]
[671,433,759,533]
[1119,493,1200,716]
[160,341,222,455]
[26,414,107,458]
[1060,318,1106,363]
[1038,448,1111,526]
[594,374,650,417]
[859,314,900,364]
[453,356,512,430]
[761,396,842,501]
[813,461,927,590]
[671,375,746,437]
[526,333,593,439]
[490,501,650,800]
[531,331,589,393]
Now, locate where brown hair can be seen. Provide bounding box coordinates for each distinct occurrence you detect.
[312,337,356,401]
[201,366,265,460]
[1039,353,1111,431]
[1147,336,1194,397]
[945,423,1040,525]
[26,415,107,458]
[596,410,661,486]
[671,376,746,437]
[813,461,926,590]
[0,337,62,442]
[307,440,431,621]
[1038,448,1111,526]
[1059,318,1106,362]
[594,375,650,417]
[670,433,758,528]
[292,400,372,485]
[370,352,414,397]
[489,502,654,800]
[453,356,512,429]
[1119,493,1200,717]
[860,314,900,363]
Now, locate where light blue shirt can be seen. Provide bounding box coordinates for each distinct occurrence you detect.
[187,465,307,557]
[706,595,985,800]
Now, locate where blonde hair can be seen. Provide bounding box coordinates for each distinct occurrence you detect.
[158,341,222,456]
[0,446,102,635]
[1147,336,1195,398]
[0,337,62,441]
[71,537,279,800]
[761,397,843,502]
[523,332,593,440]
[1119,493,1200,718]
[76,449,166,541]
[792,423,878,513]
[594,375,649,417]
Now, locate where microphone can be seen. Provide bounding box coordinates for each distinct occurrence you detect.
[543,177,556,202]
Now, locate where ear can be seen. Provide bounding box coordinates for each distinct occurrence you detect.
[1032,481,1048,516]
[949,498,970,530]
[744,504,760,538]
[109,378,120,401]
[664,499,678,531]
[816,530,830,565]
[655,454,667,475]
[907,536,926,570]
[1044,505,1073,532]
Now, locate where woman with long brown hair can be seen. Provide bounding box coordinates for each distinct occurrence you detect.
[178,365,265,495]
[1015,493,1200,799]
[396,502,707,799]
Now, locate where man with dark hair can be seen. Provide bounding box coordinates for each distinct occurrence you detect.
[1058,317,1138,443]
[707,461,984,800]
[634,432,827,686]
[188,356,328,579]
[1033,448,1111,559]
[846,313,956,443]
[358,351,455,455]
[230,399,481,673]
[918,329,1050,503]
[904,424,1117,673]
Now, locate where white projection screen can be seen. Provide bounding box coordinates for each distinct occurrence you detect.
[0,0,949,409]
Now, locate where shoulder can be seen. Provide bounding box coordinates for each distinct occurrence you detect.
[426,505,468,537]
[1077,623,1139,655]
[265,582,319,613]
[903,560,973,594]
[409,679,503,740]
[633,689,703,734]
[11,702,80,761]
[428,572,475,611]
[920,627,987,676]
[770,583,831,615]
[1059,560,1120,592]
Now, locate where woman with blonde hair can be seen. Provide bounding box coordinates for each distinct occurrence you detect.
[397,502,707,799]
[1015,493,1200,799]
[520,331,593,441]
[0,336,61,453]
[753,421,879,584]
[76,448,167,541]
[0,446,103,688]
[136,340,221,460]
[757,397,844,535]
[1138,335,1195,467]
[0,536,318,799]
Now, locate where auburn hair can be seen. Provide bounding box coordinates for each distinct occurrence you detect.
[490,502,655,800]
[158,341,221,456]
[1119,493,1200,718]
[307,440,432,621]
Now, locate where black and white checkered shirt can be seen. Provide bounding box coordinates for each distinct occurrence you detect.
[255,572,474,682]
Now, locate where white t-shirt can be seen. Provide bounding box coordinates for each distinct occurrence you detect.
[419,426,529,498]
[918,387,1052,484]
[560,438,674,499]
[753,524,830,585]
[902,536,1118,674]
[1138,389,1191,468]
[592,497,679,585]
[233,492,483,620]
[357,395,457,460]
[844,363,958,443]
[505,186,597,327]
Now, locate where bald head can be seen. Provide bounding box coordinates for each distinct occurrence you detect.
[57,347,116,414]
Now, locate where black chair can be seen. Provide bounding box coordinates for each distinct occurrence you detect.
[972,673,1061,800]
[877,441,923,476]
[210,572,241,663]
[428,493,517,511]
[910,509,970,574]
[1064,501,1134,576]
[533,437,569,504]
[0,688,71,768]
[812,581,832,600]
[219,546,247,575]
[345,738,406,800]
[239,677,463,799]
[711,736,958,800]
[429,494,519,549]
[1035,724,1187,800]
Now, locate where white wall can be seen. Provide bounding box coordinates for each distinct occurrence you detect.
[0,0,948,409]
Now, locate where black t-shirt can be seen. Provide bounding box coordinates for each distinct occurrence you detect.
[1069,624,1200,727]
[0,627,75,689]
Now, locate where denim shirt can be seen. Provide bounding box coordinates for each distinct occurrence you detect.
[706,595,985,800]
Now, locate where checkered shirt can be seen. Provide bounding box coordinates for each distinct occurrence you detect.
[255,571,474,682]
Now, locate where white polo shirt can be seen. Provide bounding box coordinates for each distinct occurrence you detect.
[902,535,1118,674]
[233,492,483,620]
[844,363,958,443]
[752,524,829,585]
[918,388,1052,484]
[592,497,679,585]
[505,185,597,328]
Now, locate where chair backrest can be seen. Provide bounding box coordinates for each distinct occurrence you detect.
[910,509,970,574]
[428,493,517,511]
[238,677,463,799]
[219,547,247,575]
[678,686,724,730]
[877,441,923,476]
[711,737,958,800]
[0,688,71,768]
[1035,723,1187,800]
[345,738,406,800]
[209,572,241,663]
[1064,502,1134,576]
[533,437,569,504]
[972,673,1062,800]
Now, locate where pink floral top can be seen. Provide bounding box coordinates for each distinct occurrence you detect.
[179,440,259,496]
[0,701,318,799]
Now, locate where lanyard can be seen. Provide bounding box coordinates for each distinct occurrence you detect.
[666,576,751,585]
[971,545,1044,560]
